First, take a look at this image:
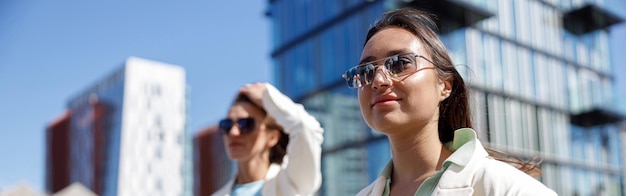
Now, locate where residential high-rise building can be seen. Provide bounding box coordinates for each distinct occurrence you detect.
[266,0,625,195]
[192,125,233,196]
[45,57,189,196]
[45,111,71,194]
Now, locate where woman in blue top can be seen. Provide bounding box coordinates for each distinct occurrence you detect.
[341,8,557,195]
[212,83,324,196]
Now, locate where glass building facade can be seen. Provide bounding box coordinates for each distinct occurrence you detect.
[267,0,625,195]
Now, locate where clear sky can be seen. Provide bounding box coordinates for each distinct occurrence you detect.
[0,1,271,191]
[1,1,625,193]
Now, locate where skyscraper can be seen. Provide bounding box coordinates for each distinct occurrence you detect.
[266,0,625,195]
[45,111,71,194]
[45,57,188,196]
[192,125,233,196]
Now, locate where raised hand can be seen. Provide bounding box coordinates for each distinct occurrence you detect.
[238,82,267,108]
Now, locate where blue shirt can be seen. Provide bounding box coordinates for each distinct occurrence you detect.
[231,180,264,196]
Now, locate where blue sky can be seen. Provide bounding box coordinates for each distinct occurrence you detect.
[0,1,625,193]
[0,1,271,191]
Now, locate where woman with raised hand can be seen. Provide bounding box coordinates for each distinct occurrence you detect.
[342,8,557,195]
[212,83,323,196]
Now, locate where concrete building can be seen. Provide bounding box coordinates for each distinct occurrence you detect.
[45,57,189,196]
[0,183,42,196]
[266,0,625,195]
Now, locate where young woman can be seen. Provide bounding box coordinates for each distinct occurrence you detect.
[212,83,323,196]
[342,8,557,195]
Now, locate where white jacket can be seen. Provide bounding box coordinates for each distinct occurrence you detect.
[212,83,324,196]
[357,128,557,196]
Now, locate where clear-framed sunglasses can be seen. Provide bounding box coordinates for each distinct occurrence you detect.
[341,53,435,88]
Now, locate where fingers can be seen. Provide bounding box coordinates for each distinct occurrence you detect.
[240,82,265,93]
[239,82,267,107]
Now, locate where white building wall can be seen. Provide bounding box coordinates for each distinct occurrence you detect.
[118,57,186,196]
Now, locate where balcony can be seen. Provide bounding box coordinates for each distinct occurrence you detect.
[563,4,624,35]
[403,0,494,34]
[571,107,625,127]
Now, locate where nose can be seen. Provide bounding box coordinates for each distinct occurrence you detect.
[371,66,391,90]
[228,126,241,136]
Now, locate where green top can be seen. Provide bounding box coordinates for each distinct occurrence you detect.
[380,128,479,196]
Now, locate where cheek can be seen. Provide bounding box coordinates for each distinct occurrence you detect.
[357,91,370,113]
[357,90,375,127]
[251,132,269,148]
[405,78,440,108]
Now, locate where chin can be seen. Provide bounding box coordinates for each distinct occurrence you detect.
[229,156,246,162]
[226,151,244,160]
[371,115,410,133]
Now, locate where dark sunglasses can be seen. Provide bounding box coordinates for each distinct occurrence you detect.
[341,53,435,88]
[219,118,256,134]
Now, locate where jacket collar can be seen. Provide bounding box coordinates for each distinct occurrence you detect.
[379,128,482,178]
[444,128,482,167]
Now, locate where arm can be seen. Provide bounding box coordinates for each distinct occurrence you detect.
[262,83,324,194]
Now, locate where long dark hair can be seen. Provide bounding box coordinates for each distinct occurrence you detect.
[365,8,541,177]
[233,94,289,165]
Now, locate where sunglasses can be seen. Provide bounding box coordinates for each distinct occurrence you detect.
[219,118,256,134]
[341,53,435,88]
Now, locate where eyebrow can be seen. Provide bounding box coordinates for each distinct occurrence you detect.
[358,49,414,65]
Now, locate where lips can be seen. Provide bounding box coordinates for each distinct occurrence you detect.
[229,141,243,147]
[371,94,401,108]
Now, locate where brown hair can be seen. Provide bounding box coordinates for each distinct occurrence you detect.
[233,94,289,165]
[365,8,541,177]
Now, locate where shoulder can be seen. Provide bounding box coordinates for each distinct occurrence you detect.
[472,157,557,195]
[477,157,535,181]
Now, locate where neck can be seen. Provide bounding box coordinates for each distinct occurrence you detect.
[387,122,452,192]
[235,153,271,184]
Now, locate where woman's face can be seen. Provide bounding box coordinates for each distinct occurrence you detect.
[222,102,278,162]
[358,27,451,134]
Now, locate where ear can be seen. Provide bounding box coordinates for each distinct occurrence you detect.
[439,77,452,102]
[265,129,280,148]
